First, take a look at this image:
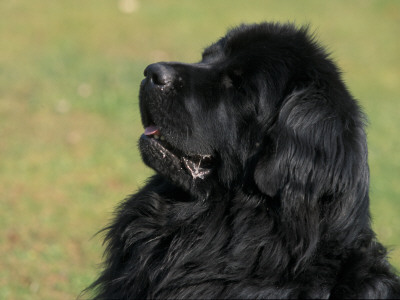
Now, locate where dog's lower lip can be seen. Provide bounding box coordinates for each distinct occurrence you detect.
[140,134,214,170]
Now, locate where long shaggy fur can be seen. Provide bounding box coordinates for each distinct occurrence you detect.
[86,22,400,299]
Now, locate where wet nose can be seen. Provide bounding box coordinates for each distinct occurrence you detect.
[144,63,176,86]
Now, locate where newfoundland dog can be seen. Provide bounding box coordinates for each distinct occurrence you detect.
[87,23,400,299]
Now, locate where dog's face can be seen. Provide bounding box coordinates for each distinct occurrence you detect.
[138,23,367,199]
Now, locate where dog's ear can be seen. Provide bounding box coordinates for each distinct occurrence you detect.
[254,87,368,202]
[254,86,369,270]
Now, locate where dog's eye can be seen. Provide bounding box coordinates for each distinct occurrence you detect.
[223,69,243,90]
[222,75,233,88]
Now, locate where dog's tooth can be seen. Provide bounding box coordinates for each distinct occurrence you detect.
[154,135,160,139]
[160,136,165,141]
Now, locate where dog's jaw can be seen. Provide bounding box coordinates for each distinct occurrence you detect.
[139,133,216,196]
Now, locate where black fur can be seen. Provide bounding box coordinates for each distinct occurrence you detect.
[87,23,400,299]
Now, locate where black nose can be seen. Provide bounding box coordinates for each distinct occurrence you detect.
[144,63,176,86]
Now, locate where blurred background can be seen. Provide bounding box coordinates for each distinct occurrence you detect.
[1,0,399,299]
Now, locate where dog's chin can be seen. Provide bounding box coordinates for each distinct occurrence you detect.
[139,134,215,191]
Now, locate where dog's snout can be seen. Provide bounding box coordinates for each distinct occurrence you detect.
[144,63,176,86]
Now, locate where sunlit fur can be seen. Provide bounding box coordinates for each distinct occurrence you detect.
[86,23,400,299]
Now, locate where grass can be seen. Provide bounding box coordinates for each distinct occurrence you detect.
[1,0,399,299]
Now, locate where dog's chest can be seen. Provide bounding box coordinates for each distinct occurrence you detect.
[129,203,265,292]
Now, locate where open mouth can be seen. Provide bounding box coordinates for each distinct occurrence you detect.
[141,125,214,180]
[144,125,165,141]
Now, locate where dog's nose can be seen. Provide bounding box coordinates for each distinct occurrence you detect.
[144,63,176,86]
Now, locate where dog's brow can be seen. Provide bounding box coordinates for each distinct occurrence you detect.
[202,43,222,60]
[202,48,214,59]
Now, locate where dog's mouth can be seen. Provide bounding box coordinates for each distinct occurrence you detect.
[141,125,214,180]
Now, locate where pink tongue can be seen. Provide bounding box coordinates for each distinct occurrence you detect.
[144,125,160,136]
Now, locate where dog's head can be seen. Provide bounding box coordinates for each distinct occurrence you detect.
[138,23,369,221]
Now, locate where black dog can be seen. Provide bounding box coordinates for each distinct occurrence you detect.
[87,23,400,299]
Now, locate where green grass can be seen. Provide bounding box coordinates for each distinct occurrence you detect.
[1,0,399,298]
